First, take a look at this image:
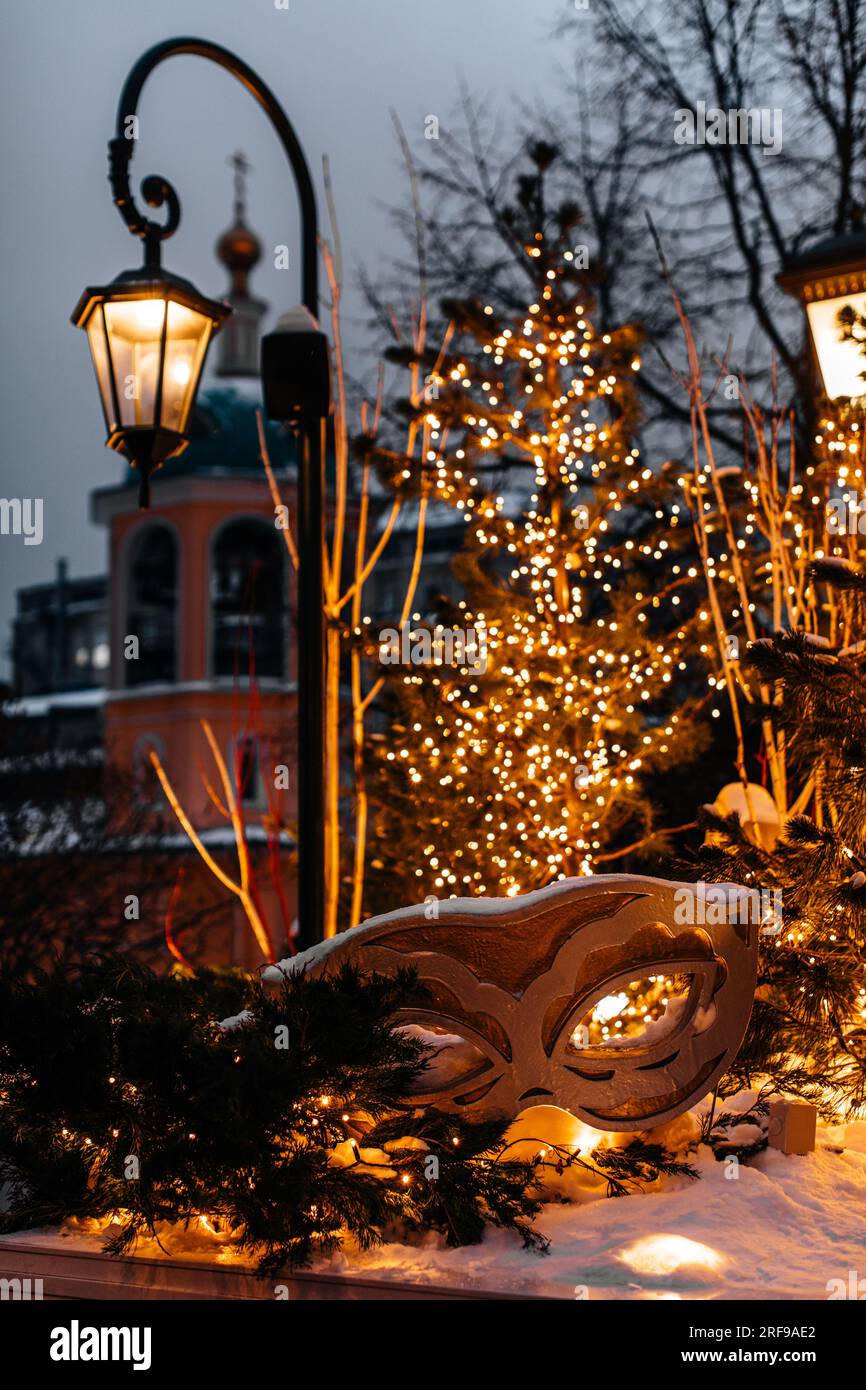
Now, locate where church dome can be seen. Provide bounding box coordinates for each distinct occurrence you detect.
[216,218,262,277]
[215,152,264,296]
[213,153,268,378]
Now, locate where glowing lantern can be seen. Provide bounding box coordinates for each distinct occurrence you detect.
[778,227,866,401]
[72,260,229,505]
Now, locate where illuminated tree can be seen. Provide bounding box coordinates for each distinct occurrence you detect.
[655,261,866,1123]
[364,150,703,909]
[660,249,866,832]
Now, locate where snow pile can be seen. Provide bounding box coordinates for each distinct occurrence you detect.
[217,1010,255,1033]
[261,874,755,985]
[308,1097,866,1299]
[395,1022,482,1089]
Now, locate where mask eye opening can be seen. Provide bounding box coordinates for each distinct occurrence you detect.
[558,967,707,1059]
[393,1013,506,1099]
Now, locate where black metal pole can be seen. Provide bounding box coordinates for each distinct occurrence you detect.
[106,37,326,950]
[296,419,326,948]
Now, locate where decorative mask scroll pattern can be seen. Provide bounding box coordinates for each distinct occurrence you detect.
[293,876,759,1131]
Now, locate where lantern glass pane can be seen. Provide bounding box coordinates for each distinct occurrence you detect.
[86,310,115,431]
[806,291,866,400]
[103,297,167,427]
[160,300,212,434]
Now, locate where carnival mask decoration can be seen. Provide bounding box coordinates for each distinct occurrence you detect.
[285,876,759,1130]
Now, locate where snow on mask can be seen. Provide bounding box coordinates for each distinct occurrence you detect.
[273,876,759,1131]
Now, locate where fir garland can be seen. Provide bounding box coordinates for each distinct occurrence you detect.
[0,955,695,1272]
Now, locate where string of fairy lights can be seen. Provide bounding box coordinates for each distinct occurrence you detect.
[377,232,695,897]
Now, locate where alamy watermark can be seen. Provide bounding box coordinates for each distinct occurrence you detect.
[379,622,488,674]
[1,1275,43,1300]
[827,496,866,534]
[827,1270,866,1299]
[674,101,782,156]
[49,1322,151,1371]
[674,881,783,936]
[0,497,43,545]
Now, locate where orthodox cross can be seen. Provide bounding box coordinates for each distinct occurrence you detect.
[228,150,253,221]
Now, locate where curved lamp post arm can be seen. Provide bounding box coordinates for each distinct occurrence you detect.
[103,36,326,949]
[107,35,318,313]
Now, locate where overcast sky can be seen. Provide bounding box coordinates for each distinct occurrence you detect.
[0,0,573,681]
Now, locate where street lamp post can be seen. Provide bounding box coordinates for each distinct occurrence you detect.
[72,37,329,950]
[778,226,866,402]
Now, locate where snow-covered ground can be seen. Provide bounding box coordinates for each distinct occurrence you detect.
[24,1093,866,1301]
[324,1125,866,1300]
[306,1096,866,1300]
